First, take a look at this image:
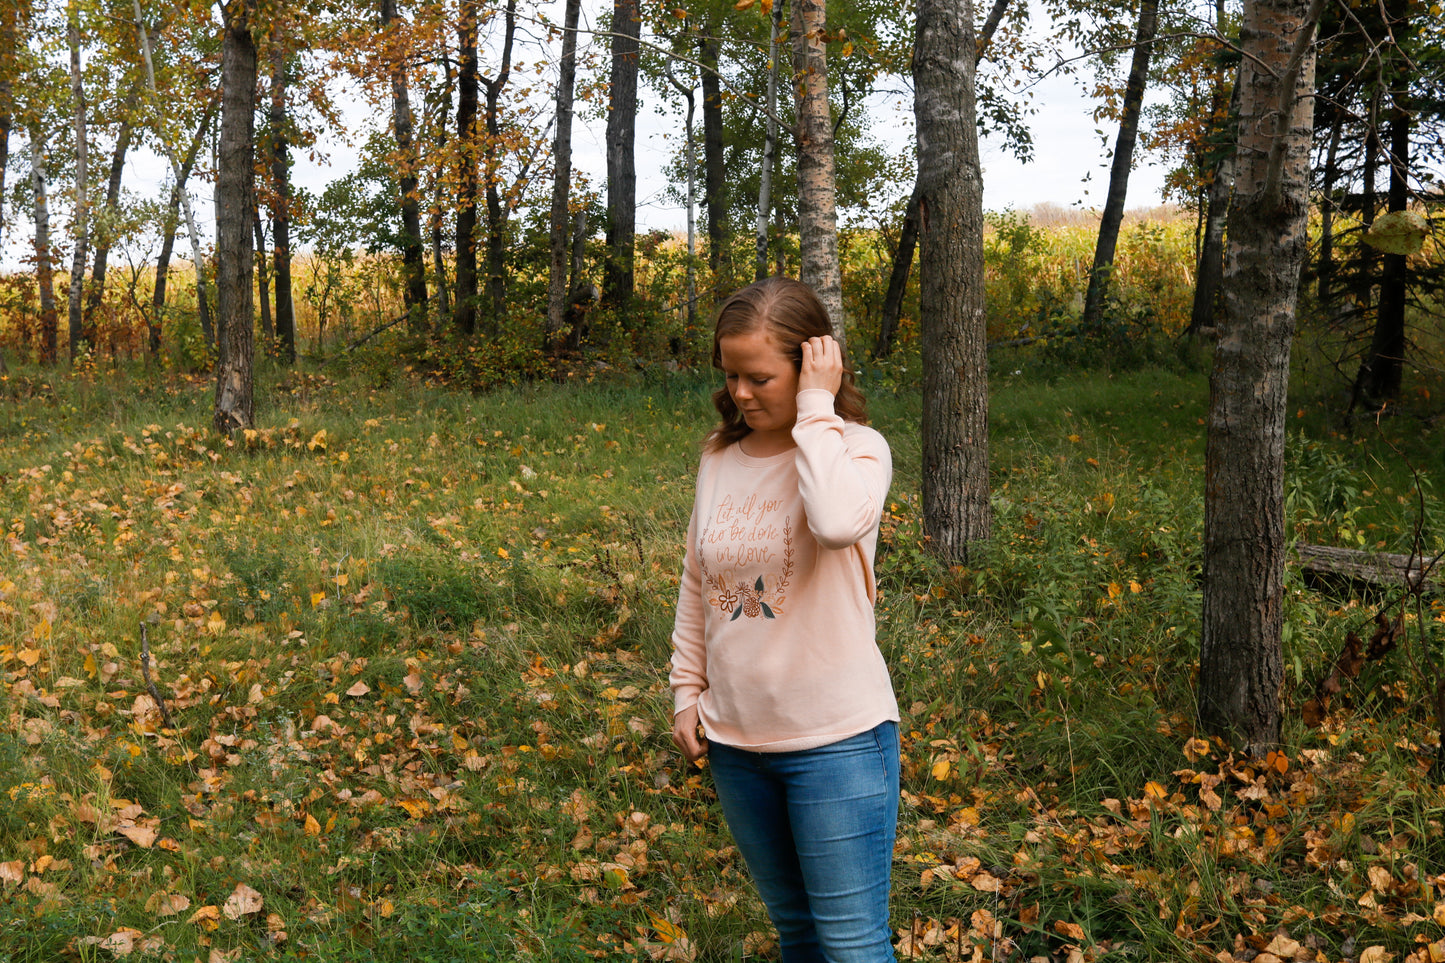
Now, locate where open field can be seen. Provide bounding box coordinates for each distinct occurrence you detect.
[2,355,1444,962]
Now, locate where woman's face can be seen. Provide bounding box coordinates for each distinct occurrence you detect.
[717,327,799,437]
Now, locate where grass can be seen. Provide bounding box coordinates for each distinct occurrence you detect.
[1,349,1444,962]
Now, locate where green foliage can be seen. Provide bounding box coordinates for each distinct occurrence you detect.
[0,359,1442,962]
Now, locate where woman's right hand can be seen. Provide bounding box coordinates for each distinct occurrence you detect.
[672,704,708,763]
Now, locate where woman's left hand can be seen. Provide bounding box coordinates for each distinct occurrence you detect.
[798,335,844,397]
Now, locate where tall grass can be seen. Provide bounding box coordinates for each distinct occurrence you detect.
[0,351,1442,961]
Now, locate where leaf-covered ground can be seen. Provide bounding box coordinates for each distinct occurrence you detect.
[2,362,1443,963]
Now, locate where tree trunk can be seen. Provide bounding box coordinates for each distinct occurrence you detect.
[453,0,480,335]
[381,0,428,320]
[916,0,991,561]
[1199,0,1320,753]
[699,23,728,290]
[213,0,258,435]
[0,1,14,250]
[546,0,581,351]
[603,0,639,311]
[755,0,783,281]
[481,0,518,328]
[877,7,1007,361]
[1080,0,1160,331]
[151,100,216,358]
[1352,104,1410,404]
[84,92,139,347]
[67,1,91,361]
[30,131,60,365]
[269,40,296,363]
[875,185,920,359]
[431,51,453,318]
[1315,114,1342,310]
[790,0,845,348]
[253,208,273,341]
[1188,81,1240,339]
[666,63,699,336]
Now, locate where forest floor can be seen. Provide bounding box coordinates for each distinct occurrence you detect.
[1,352,1443,962]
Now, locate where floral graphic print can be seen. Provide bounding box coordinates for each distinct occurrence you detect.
[699,516,794,620]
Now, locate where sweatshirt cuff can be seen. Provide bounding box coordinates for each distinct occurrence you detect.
[795,388,837,419]
[673,688,701,716]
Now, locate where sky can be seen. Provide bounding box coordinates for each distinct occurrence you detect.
[0,17,1173,272]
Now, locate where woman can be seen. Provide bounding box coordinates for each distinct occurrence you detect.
[669,277,899,963]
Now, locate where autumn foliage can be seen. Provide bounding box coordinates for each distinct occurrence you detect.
[2,361,1444,961]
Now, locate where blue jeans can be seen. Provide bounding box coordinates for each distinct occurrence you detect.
[708,722,900,963]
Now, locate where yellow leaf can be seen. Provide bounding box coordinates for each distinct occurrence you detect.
[930,759,951,781]
[733,0,755,8]
[1358,947,1392,963]
[307,429,328,451]
[310,592,326,608]
[1067,433,1081,443]
[304,814,321,836]
[376,898,396,917]
[189,905,221,930]
[497,547,509,559]
[647,908,689,944]
[1107,582,1122,599]
[397,798,431,819]
[18,647,40,666]
[31,620,50,643]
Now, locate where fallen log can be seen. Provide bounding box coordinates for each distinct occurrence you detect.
[1294,543,1439,594]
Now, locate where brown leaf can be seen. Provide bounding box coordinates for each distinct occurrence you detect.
[146,891,191,916]
[222,883,263,920]
[1053,920,1086,941]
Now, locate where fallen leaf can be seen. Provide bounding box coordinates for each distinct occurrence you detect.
[223,883,263,920]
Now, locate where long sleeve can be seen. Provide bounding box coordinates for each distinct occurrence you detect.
[792,389,893,550]
[668,493,708,716]
[665,417,898,753]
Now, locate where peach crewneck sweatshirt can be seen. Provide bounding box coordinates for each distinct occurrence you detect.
[669,388,899,752]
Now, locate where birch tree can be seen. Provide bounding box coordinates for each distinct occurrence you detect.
[1198,0,1322,751]
[790,0,844,347]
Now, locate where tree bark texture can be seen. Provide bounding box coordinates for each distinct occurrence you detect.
[85,91,139,341]
[381,0,428,319]
[875,185,920,359]
[546,0,581,350]
[30,132,60,365]
[67,1,91,360]
[270,41,296,362]
[1080,0,1160,331]
[1188,79,1241,338]
[1199,0,1318,752]
[915,0,991,561]
[604,0,639,310]
[453,1,480,335]
[213,0,258,435]
[790,0,845,349]
[481,0,518,327]
[699,24,728,288]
